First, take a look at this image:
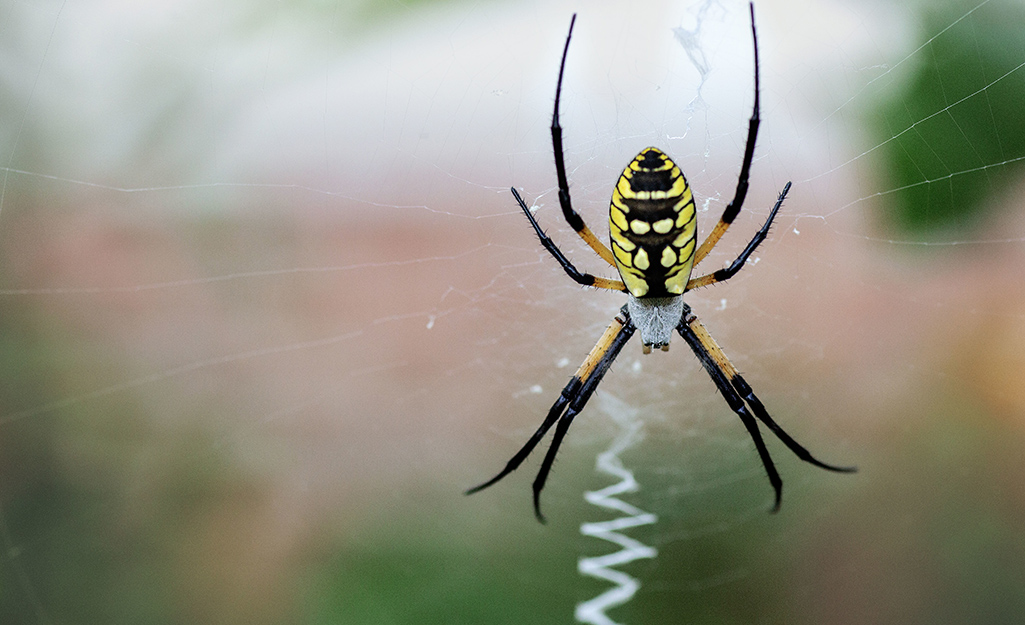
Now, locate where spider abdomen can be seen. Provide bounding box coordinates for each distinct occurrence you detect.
[609,147,697,298]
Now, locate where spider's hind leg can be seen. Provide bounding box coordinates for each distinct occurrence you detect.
[464,379,579,497]
[530,308,635,522]
[731,375,857,474]
[676,305,855,512]
[466,306,636,523]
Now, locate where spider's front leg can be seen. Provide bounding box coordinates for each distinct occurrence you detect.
[676,305,855,512]
[466,306,635,523]
[692,2,763,266]
[548,14,620,269]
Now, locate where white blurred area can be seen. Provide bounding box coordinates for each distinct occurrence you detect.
[3,0,906,209]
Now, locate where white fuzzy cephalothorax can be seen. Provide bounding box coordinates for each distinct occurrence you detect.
[626,295,685,353]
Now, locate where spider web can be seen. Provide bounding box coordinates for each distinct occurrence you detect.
[2,0,1025,624]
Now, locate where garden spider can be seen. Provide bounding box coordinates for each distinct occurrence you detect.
[467,3,855,523]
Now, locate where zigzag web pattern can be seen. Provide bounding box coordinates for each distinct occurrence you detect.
[575,393,658,625]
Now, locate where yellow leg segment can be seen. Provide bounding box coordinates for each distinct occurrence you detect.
[684,313,739,378]
[684,271,721,291]
[693,220,731,267]
[590,276,627,292]
[576,225,617,268]
[575,315,626,382]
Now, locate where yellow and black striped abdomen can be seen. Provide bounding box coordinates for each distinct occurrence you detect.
[609,147,697,298]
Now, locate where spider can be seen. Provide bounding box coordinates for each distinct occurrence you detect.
[467,2,855,523]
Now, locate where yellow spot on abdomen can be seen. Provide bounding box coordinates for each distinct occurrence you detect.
[661,247,677,267]
[634,248,650,270]
[652,218,674,234]
[630,220,651,235]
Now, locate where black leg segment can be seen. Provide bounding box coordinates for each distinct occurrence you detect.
[677,305,855,512]
[466,306,636,523]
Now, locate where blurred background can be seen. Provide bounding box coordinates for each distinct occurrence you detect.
[2,0,1025,623]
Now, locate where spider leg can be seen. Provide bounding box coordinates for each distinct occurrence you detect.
[466,306,635,523]
[693,2,761,268]
[546,14,618,269]
[514,187,626,292]
[530,407,581,523]
[463,380,577,496]
[731,375,857,474]
[676,308,782,511]
[686,181,789,291]
[531,308,635,522]
[677,304,855,512]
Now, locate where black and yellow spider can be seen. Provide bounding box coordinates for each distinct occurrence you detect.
[468,3,854,523]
